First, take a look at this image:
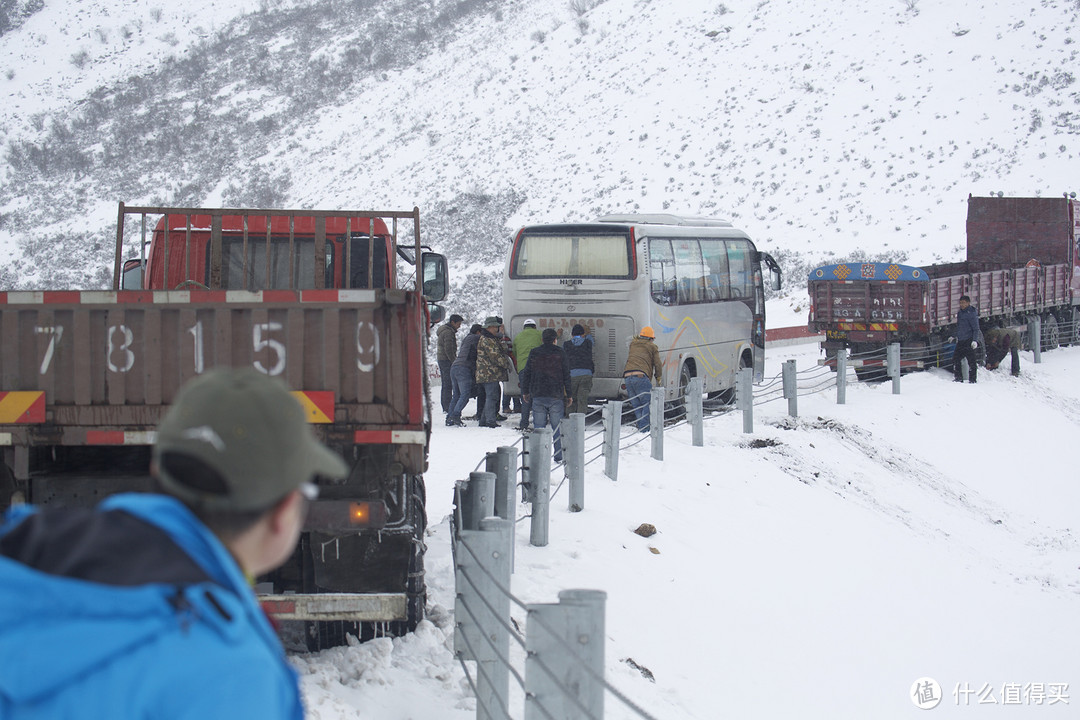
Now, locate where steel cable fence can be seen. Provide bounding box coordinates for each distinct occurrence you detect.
[452,477,659,720]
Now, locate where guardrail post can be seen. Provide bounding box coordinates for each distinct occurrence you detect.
[602,400,621,481]
[887,342,901,395]
[529,427,552,547]
[1029,315,1042,364]
[782,359,797,418]
[836,351,847,405]
[455,518,513,720]
[564,413,585,512]
[486,447,518,521]
[458,471,495,531]
[687,376,703,447]
[650,386,664,460]
[737,366,753,433]
[487,446,518,571]
[524,589,607,720]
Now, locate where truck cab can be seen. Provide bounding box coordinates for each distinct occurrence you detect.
[119,208,448,307]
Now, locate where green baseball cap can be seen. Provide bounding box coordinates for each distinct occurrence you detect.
[154,368,348,511]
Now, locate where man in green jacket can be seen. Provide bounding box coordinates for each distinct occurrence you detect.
[984,326,1021,376]
[512,319,543,429]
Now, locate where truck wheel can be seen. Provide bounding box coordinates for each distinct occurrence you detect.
[401,472,427,635]
[1061,308,1080,347]
[1041,313,1060,351]
[0,462,16,511]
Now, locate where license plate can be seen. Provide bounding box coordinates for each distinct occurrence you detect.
[826,330,848,341]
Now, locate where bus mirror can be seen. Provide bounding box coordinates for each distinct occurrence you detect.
[428,303,446,326]
[762,253,782,292]
[421,252,449,301]
[121,259,145,290]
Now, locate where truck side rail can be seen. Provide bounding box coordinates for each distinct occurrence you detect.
[114,203,423,293]
[927,262,1071,328]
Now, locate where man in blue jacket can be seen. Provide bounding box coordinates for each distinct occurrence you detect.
[951,294,984,383]
[0,368,347,719]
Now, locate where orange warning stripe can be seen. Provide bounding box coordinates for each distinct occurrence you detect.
[292,391,334,424]
[834,322,899,332]
[0,392,45,423]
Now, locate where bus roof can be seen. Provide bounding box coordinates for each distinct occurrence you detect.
[596,213,733,227]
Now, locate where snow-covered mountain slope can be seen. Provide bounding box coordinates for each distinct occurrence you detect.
[1,0,1078,306]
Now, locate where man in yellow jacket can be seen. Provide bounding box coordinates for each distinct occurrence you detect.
[623,326,662,432]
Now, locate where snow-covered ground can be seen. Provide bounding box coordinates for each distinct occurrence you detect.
[292,327,1080,719]
[2,0,1078,715]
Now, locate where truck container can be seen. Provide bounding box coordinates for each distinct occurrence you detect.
[0,203,449,649]
[808,195,1079,379]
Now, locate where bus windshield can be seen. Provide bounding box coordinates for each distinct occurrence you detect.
[511,230,632,278]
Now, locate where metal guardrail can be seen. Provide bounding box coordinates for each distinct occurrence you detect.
[450,316,1077,717]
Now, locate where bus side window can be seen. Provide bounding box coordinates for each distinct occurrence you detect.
[673,239,705,305]
[649,239,677,305]
[702,240,729,301]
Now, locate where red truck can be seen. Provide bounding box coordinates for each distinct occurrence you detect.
[0,203,449,649]
[808,195,1080,379]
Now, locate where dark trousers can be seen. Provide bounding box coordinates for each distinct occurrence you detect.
[480,381,501,424]
[475,383,490,418]
[953,342,978,382]
[531,396,565,462]
[568,375,593,416]
[517,370,532,428]
[448,365,474,420]
[438,359,453,413]
[625,375,652,431]
[1007,347,1020,376]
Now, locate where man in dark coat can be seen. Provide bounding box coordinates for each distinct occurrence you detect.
[436,314,463,413]
[950,295,983,383]
[447,323,482,426]
[520,328,572,463]
[984,326,1021,376]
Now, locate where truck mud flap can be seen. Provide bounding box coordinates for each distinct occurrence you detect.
[307,531,415,593]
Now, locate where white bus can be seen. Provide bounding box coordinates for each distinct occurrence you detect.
[501,214,781,404]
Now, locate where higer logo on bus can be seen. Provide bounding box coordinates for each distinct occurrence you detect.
[559,279,583,286]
